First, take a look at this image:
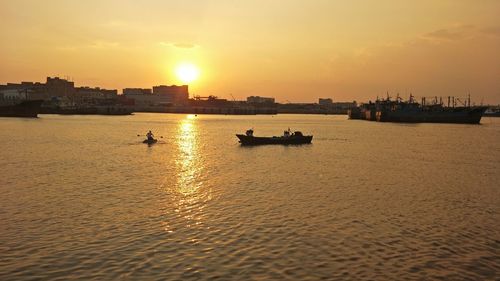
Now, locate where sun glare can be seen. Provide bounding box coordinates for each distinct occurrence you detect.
[175,63,200,84]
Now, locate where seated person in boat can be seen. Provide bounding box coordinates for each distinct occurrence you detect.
[245,129,254,137]
[146,130,155,140]
[284,128,291,137]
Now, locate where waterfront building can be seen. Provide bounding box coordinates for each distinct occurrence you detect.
[45,77,75,98]
[0,89,25,100]
[0,82,46,100]
[123,88,152,95]
[0,77,122,107]
[277,100,356,114]
[319,98,333,106]
[331,102,356,110]
[247,96,275,104]
[75,87,118,105]
[123,92,165,107]
[152,85,189,104]
[75,87,117,98]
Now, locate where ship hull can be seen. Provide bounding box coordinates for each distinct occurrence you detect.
[236,134,313,145]
[347,108,361,119]
[0,100,43,118]
[143,139,158,145]
[484,111,500,117]
[376,106,487,124]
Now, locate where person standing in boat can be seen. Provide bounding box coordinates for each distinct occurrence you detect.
[146,130,154,141]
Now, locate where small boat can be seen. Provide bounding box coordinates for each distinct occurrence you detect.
[143,138,157,144]
[236,129,313,145]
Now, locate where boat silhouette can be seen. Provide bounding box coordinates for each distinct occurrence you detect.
[236,129,312,145]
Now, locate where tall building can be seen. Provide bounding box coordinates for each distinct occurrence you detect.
[45,77,75,97]
[152,85,189,104]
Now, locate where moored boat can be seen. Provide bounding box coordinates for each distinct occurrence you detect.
[350,95,488,124]
[0,100,43,118]
[40,105,133,115]
[377,105,487,124]
[236,129,313,145]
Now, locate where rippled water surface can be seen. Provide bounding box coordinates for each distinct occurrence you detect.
[1,114,499,280]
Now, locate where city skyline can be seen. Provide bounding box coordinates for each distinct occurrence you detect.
[1,0,499,103]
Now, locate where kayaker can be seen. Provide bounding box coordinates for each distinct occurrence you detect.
[146,130,154,140]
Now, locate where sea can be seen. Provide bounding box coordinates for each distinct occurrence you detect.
[1,113,499,280]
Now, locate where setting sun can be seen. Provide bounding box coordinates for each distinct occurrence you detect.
[175,63,200,84]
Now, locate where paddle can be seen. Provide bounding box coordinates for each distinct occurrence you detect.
[137,134,163,138]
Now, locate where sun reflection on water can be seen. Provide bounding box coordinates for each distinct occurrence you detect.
[165,115,212,232]
[160,115,212,233]
[176,116,202,195]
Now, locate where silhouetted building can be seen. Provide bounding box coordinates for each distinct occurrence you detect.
[76,87,117,98]
[0,82,46,100]
[1,77,124,108]
[152,85,189,104]
[45,77,75,98]
[277,101,356,114]
[75,87,118,104]
[319,98,333,106]
[123,88,152,95]
[123,93,163,107]
[190,95,230,107]
[332,102,356,110]
[0,89,25,100]
[247,96,275,104]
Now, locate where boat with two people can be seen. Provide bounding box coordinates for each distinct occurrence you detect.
[236,128,313,145]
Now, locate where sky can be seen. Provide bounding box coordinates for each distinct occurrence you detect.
[1,0,499,103]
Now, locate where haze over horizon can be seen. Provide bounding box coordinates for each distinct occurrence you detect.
[1,0,499,104]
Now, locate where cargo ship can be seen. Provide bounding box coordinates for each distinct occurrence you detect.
[0,100,44,118]
[349,95,487,124]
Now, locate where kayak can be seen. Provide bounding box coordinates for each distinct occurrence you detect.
[143,139,157,144]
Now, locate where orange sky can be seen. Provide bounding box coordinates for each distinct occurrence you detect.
[1,0,499,103]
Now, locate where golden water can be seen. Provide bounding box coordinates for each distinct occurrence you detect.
[1,114,499,280]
